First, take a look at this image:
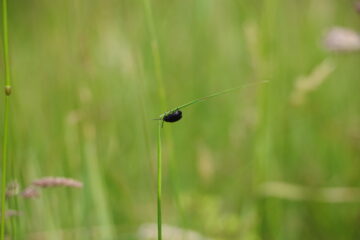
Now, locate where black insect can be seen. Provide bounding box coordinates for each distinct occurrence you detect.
[163,110,182,123]
[155,109,182,127]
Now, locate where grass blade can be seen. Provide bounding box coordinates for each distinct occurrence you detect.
[1,0,12,238]
[157,121,162,240]
[160,81,268,117]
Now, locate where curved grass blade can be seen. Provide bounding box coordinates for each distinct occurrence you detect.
[159,80,268,117]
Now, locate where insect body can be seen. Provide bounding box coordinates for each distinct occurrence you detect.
[155,110,182,127]
[163,110,182,123]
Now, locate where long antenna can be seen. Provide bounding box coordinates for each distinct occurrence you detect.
[159,80,268,117]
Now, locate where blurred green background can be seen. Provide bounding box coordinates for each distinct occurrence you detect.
[1,0,360,239]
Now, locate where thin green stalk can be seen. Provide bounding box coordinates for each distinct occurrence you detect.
[0,99,9,240]
[143,0,167,108]
[159,81,268,117]
[153,81,268,239]
[156,121,162,240]
[142,1,175,238]
[1,0,10,86]
[1,0,12,238]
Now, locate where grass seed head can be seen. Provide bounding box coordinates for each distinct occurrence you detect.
[21,187,40,198]
[32,177,83,188]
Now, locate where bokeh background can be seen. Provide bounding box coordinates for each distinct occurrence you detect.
[1,0,360,239]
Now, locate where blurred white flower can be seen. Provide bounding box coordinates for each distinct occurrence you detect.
[137,223,212,240]
[323,27,360,52]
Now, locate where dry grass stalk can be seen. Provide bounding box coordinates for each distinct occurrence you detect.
[197,143,215,184]
[259,181,360,203]
[32,177,83,188]
[290,59,335,105]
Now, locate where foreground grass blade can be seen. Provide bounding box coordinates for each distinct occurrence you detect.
[159,81,268,117]
[1,0,12,239]
[157,121,162,240]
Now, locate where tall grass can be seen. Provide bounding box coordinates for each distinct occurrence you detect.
[156,121,162,240]
[142,0,167,108]
[1,0,12,239]
[2,1,360,240]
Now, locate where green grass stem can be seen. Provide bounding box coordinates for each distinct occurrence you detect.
[156,121,162,240]
[159,81,268,117]
[143,0,167,108]
[0,99,9,240]
[1,0,12,238]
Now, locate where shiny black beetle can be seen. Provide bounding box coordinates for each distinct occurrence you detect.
[163,110,182,122]
[155,109,182,127]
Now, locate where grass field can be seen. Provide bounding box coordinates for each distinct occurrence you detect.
[1,0,360,239]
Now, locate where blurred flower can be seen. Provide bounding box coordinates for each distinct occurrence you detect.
[6,181,19,198]
[0,210,22,218]
[21,186,40,198]
[32,177,83,188]
[323,27,360,52]
[137,223,212,240]
[355,1,360,13]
